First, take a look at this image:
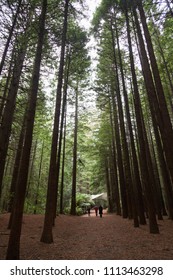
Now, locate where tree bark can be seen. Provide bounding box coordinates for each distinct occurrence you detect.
[70,81,78,215]
[0,0,22,75]
[59,110,67,214]
[34,140,44,214]
[0,47,14,119]
[133,6,173,219]
[125,6,159,233]
[116,34,146,224]
[8,110,26,215]
[109,107,121,214]
[111,23,134,220]
[6,0,47,259]
[110,86,128,218]
[137,0,173,187]
[40,0,69,243]
[54,50,71,219]
[0,43,27,197]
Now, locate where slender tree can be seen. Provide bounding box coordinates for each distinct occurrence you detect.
[70,80,78,215]
[0,0,22,75]
[54,48,71,218]
[40,0,69,244]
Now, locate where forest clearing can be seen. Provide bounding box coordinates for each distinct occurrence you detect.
[1,0,173,260]
[1,211,173,260]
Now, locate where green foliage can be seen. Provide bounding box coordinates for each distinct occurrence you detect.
[76,193,91,206]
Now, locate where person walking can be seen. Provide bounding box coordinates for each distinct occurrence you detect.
[99,205,103,218]
[94,206,98,216]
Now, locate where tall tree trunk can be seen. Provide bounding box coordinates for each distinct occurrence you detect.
[54,50,71,219]
[7,110,26,215]
[109,106,121,214]
[111,19,139,227]
[59,110,67,214]
[147,124,164,220]
[7,114,26,230]
[34,140,44,214]
[110,86,128,218]
[116,43,146,224]
[40,0,69,244]
[70,82,78,215]
[0,0,22,75]
[0,47,14,119]
[137,0,173,187]
[132,12,163,221]
[133,7,173,219]
[25,139,38,212]
[105,158,112,212]
[6,0,47,259]
[125,6,159,233]
[111,23,135,221]
[0,43,27,198]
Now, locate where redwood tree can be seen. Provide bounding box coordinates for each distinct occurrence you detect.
[6,0,47,259]
[40,0,70,244]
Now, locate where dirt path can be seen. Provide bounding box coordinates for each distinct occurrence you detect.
[0,211,173,259]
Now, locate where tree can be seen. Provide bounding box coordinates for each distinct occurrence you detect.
[6,0,47,259]
[136,0,173,187]
[0,4,34,197]
[70,80,78,215]
[124,1,159,233]
[67,25,90,215]
[0,0,22,75]
[40,0,70,244]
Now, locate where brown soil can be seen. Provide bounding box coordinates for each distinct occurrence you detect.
[0,210,173,259]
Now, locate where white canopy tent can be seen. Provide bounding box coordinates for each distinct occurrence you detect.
[91,193,107,201]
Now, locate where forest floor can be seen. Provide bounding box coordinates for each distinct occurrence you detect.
[0,210,173,259]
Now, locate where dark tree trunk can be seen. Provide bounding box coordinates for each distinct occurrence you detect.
[59,52,71,215]
[125,6,159,233]
[59,110,67,214]
[112,17,139,227]
[6,0,47,259]
[132,18,163,221]
[25,139,38,210]
[8,111,27,230]
[0,0,22,75]
[70,82,78,215]
[110,86,128,218]
[105,158,113,213]
[34,140,44,214]
[0,48,14,119]
[111,23,135,220]
[147,126,164,220]
[114,19,146,223]
[7,110,26,215]
[40,0,69,243]
[0,43,27,197]
[109,107,121,214]
[133,7,173,219]
[137,0,173,188]
[54,51,71,219]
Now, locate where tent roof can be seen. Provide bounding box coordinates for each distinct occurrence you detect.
[91,193,107,201]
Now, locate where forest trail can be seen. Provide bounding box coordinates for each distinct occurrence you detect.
[0,211,173,260]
